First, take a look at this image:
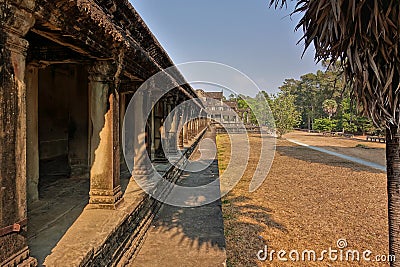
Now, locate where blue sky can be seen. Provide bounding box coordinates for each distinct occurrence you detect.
[131,0,322,95]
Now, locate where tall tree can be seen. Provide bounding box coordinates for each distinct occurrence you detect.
[270,1,400,264]
[270,92,301,137]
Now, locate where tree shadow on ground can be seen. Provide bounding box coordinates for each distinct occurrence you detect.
[147,160,226,251]
[222,195,287,267]
[132,130,228,265]
[143,191,286,265]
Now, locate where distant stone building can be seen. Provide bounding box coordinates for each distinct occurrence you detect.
[196,90,240,126]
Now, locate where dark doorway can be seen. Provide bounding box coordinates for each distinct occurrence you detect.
[38,64,89,186]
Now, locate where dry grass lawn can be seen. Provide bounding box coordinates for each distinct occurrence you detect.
[217,133,389,266]
[285,131,386,166]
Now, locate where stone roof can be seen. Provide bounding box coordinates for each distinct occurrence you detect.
[28,0,198,99]
[203,92,223,100]
[224,101,238,109]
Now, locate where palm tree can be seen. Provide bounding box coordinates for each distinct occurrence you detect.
[322,99,338,120]
[270,1,400,265]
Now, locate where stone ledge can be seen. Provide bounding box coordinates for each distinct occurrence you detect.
[1,246,37,267]
[43,131,207,267]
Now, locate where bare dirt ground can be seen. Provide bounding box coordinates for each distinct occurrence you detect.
[285,131,386,166]
[217,133,389,267]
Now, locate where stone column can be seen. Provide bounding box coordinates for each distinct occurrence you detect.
[177,114,184,149]
[166,113,178,155]
[26,64,39,205]
[88,61,123,209]
[178,105,187,149]
[188,108,194,140]
[154,99,167,162]
[166,97,179,155]
[132,91,154,180]
[0,2,37,266]
[183,111,189,146]
[191,118,196,139]
[199,117,203,132]
[150,102,156,160]
[120,93,126,146]
[192,119,196,138]
[188,120,193,141]
[200,110,207,131]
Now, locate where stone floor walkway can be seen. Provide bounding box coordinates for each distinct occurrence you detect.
[27,171,132,266]
[131,129,227,267]
[28,177,89,266]
[27,133,212,266]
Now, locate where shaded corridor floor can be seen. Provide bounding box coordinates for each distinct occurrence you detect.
[27,139,218,266]
[28,170,131,265]
[131,130,226,267]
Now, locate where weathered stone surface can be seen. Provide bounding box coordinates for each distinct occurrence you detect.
[43,137,203,267]
[88,61,123,209]
[25,64,39,204]
[0,1,35,264]
[131,129,226,267]
[1,0,205,265]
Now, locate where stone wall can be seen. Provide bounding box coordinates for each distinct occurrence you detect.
[38,64,89,178]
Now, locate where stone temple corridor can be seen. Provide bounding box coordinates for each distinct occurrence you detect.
[0,0,225,266]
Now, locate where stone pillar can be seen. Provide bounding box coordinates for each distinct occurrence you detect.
[183,115,189,146]
[154,99,167,162]
[196,118,200,135]
[150,102,156,160]
[178,129,184,149]
[191,118,195,139]
[166,114,178,155]
[26,64,39,205]
[200,110,206,131]
[88,61,123,209]
[178,106,187,149]
[188,120,193,141]
[0,2,37,266]
[132,91,154,180]
[120,93,126,145]
[192,119,196,138]
[166,97,179,155]
[188,108,194,140]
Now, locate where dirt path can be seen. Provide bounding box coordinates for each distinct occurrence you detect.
[217,133,388,267]
[287,138,386,171]
[285,131,386,166]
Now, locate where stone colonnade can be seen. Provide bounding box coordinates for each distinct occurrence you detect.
[0,2,210,266]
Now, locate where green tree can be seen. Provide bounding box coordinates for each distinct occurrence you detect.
[270,92,301,137]
[313,118,337,132]
[279,65,345,130]
[228,93,237,101]
[356,117,375,136]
